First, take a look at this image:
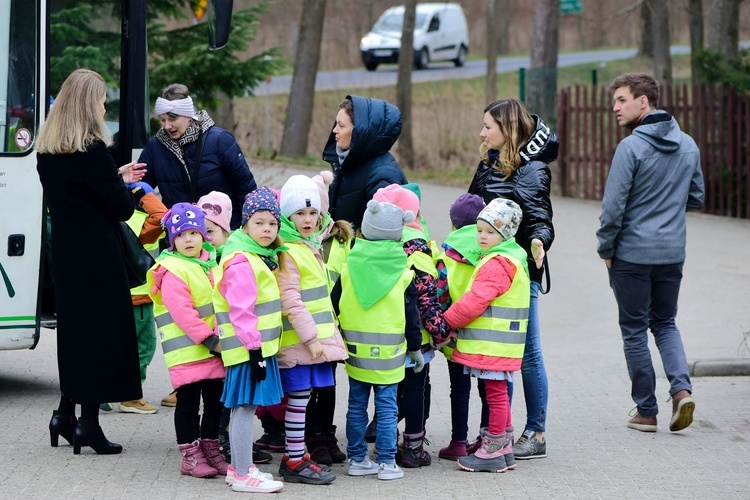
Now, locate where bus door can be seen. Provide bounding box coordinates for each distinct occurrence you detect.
[0,0,44,349]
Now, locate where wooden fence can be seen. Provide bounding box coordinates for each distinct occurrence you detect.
[556,84,750,219]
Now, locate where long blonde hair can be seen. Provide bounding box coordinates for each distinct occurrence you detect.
[36,69,112,154]
[480,99,536,177]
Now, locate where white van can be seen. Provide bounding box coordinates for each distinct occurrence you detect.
[359,3,469,71]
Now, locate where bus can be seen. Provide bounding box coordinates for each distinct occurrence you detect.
[0,0,231,350]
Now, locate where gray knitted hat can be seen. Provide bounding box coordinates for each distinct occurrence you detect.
[361,199,415,241]
[477,197,522,241]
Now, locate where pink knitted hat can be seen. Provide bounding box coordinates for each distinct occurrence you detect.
[311,170,333,215]
[197,191,232,234]
[372,184,421,229]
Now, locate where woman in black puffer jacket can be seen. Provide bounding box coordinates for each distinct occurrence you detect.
[467,98,558,460]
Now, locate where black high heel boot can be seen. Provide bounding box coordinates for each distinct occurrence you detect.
[49,411,77,447]
[72,419,122,455]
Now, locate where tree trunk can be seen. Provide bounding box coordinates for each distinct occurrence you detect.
[649,0,672,84]
[211,91,235,134]
[709,0,740,60]
[497,0,510,55]
[397,0,417,169]
[687,0,704,84]
[485,0,500,104]
[280,0,326,158]
[638,1,654,58]
[527,0,559,126]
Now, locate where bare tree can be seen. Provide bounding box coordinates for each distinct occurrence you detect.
[709,0,741,60]
[638,0,654,58]
[527,0,559,125]
[397,0,417,169]
[280,0,326,158]
[649,0,672,84]
[497,0,510,55]
[485,0,500,104]
[687,0,704,84]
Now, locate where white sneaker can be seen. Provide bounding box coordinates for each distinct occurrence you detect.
[377,462,404,480]
[231,465,283,493]
[347,456,380,476]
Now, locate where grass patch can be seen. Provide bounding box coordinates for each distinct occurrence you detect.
[235,55,692,184]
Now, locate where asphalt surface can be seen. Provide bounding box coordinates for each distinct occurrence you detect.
[256,46,694,96]
[1,163,749,499]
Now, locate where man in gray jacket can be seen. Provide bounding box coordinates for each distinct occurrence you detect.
[597,73,704,434]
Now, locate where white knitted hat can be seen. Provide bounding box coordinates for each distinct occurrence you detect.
[279,175,322,217]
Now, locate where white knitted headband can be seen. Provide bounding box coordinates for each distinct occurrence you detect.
[154,97,195,117]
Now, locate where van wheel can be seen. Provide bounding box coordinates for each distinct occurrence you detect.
[415,48,429,69]
[454,45,467,67]
[365,60,378,71]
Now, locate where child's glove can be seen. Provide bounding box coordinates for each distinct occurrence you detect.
[249,349,267,382]
[125,181,155,194]
[126,182,155,207]
[407,350,425,373]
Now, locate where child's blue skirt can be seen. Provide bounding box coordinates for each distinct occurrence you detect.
[222,355,284,408]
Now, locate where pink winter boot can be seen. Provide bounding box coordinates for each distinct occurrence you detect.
[456,431,509,473]
[179,440,218,478]
[503,427,516,470]
[201,438,230,475]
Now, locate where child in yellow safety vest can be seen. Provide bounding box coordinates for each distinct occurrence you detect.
[434,193,487,461]
[198,190,232,261]
[213,186,287,493]
[330,199,424,481]
[113,182,166,415]
[304,170,353,466]
[147,202,227,479]
[443,197,530,473]
[371,183,450,468]
[275,175,348,485]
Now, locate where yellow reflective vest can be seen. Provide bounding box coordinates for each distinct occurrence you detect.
[213,250,283,366]
[125,211,164,296]
[148,256,218,368]
[280,243,336,348]
[455,252,530,360]
[339,264,414,385]
[324,237,350,291]
[437,252,476,361]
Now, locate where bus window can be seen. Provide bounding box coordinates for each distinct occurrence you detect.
[0,0,37,154]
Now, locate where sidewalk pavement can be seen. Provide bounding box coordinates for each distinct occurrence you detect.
[1,164,748,499]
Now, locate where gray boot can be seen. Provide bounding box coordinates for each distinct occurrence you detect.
[504,427,516,470]
[456,431,509,473]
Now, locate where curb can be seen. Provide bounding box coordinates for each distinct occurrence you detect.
[689,359,750,377]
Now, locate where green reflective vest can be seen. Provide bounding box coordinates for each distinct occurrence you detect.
[437,252,476,361]
[213,250,283,366]
[339,263,414,385]
[280,243,336,348]
[126,211,164,296]
[148,256,218,368]
[456,252,530,360]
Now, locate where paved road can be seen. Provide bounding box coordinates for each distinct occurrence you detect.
[257,46,694,96]
[2,163,749,498]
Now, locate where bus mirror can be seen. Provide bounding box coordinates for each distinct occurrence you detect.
[209,0,233,50]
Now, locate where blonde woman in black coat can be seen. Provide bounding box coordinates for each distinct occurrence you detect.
[36,69,145,455]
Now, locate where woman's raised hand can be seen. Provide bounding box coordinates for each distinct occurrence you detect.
[119,161,147,183]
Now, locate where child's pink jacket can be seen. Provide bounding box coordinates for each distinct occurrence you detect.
[276,240,347,369]
[443,254,522,372]
[150,249,225,389]
[217,253,264,350]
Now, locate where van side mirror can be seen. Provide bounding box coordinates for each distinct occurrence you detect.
[428,16,440,32]
[209,0,233,50]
